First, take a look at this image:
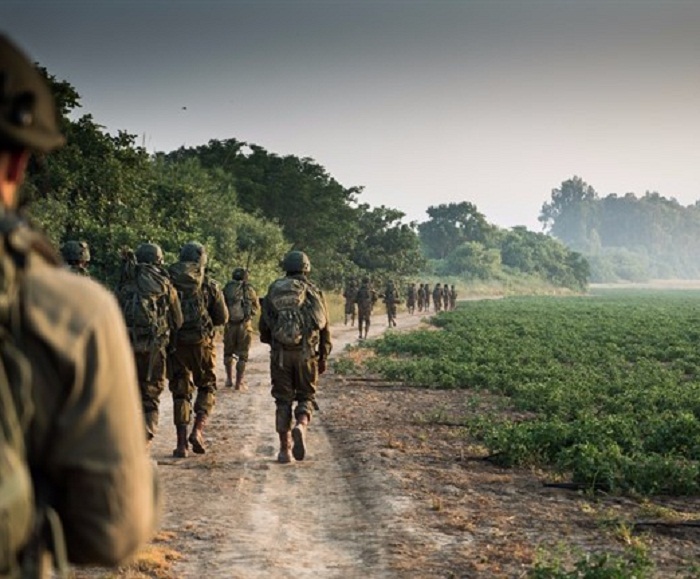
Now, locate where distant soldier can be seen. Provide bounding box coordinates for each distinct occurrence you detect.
[342,278,358,326]
[432,283,443,313]
[449,284,457,310]
[383,279,400,327]
[61,239,91,276]
[442,283,450,311]
[223,267,259,390]
[406,282,416,314]
[424,283,431,311]
[355,277,377,339]
[168,242,228,457]
[417,282,425,312]
[117,243,183,446]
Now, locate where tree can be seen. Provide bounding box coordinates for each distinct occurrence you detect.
[418,201,496,259]
[539,176,598,251]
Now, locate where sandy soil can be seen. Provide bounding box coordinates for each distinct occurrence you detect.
[77,305,700,579]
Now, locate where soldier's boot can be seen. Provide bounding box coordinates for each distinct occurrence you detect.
[234,368,247,391]
[188,412,207,454]
[277,431,293,464]
[292,413,310,461]
[224,360,234,388]
[173,425,189,458]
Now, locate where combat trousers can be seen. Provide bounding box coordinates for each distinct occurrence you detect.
[269,347,318,421]
[223,320,253,373]
[135,347,167,439]
[168,337,217,426]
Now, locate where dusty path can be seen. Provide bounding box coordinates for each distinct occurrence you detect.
[150,309,426,578]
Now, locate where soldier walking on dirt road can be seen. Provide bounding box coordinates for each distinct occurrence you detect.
[168,242,228,457]
[259,251,332,463]
[223,267,259,390]
[355,276,377,339]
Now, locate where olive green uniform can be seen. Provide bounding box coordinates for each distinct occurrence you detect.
[23,241,159,572]
[354,281,377,339]
[259,273,332,424]
[168,268,228,425]
[223,279,259,376]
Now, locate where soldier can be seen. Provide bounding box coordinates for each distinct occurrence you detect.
[382,279,400,327]
[117,243,183,446]
[0,35,158,576]
[442,282,450,311]
[168,242,228,457]
[423,282,431,312]
[432,282,443,312]
[342,277,358,326]
[259,251,331,463]
[406,282,416,315]
[450,284,458,310]
[416,282,425,312]
[61,240,90,276]
[355,276,377,340]
[223,266,259,390]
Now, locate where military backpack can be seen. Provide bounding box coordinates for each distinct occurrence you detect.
[168,262,213,344]
[264,277,326,348]
[223,281,248,324]
[118,262,170,353]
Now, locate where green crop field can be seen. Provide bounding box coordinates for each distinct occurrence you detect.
[355,289,700,495]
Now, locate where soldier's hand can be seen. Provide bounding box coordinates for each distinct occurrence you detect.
[318,358,327,375]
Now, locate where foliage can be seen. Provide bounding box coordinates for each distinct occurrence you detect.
[529,544,653,578]
[358,290,700,495]
[540,176,700,281]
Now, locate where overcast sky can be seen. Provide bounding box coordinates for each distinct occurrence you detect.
[4,0,700,230]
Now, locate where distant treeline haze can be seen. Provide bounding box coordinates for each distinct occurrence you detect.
[541,176,700,282]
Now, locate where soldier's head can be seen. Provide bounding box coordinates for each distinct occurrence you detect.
[0,35,64,211]
[281,250,310,276]
[179,241,207,266]
[61,240,90,266]
[232,267,248,281]
[135,242,163,265]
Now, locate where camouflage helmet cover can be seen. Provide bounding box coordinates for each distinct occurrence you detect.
[281,250,310,274]
[179,241,207,265]
[0,35,65,152]
[135,242,163,265]
[61,240,90,263]
[232,267,247,280]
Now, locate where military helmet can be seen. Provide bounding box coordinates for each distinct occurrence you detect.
[135,242,163,265]
[179,241,207,265]
[232,267,247,280]
[282,250,310,274]
[61,240,90,263]
[0,35,65,152]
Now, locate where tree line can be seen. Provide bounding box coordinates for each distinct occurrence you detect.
[23,67,589,293]
[541,176,700,282]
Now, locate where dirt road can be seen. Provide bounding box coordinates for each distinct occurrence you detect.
[150,310,426,578]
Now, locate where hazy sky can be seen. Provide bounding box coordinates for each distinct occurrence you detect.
[4,0,700,230]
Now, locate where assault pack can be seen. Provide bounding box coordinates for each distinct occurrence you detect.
[118,258,171,354]
[223,281,249,323]
[168,261,213,343]
[264,277,326,348]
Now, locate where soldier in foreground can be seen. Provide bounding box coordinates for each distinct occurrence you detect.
[223,266,259,390]
[168,242,228,457]
[117,243,183,445]
[61,239,90,276]
[0,34,159,576]
[259,251,331,463]
[355,276,377,339]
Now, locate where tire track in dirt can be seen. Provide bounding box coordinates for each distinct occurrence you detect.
[151,311,426,578]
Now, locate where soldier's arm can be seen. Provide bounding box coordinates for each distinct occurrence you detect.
[169,285,184,331]
[208,280,229,326]
[258,296,271,344]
